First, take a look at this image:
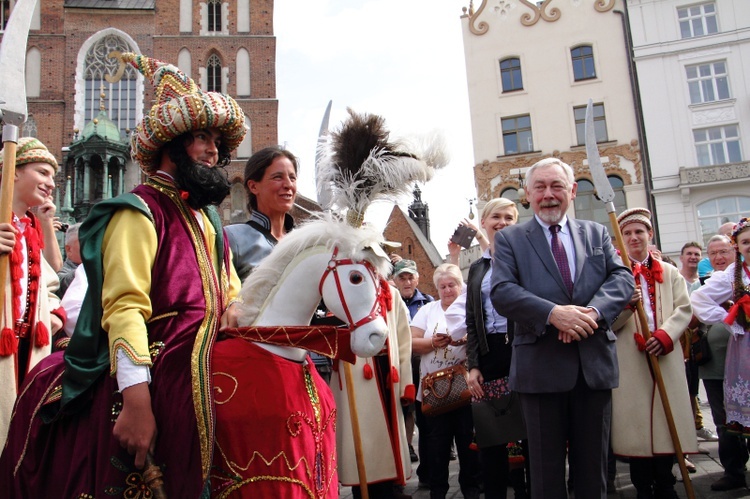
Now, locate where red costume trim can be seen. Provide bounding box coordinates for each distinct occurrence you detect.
[401,384,416,405]
[0,215,44,356]
[222,325,355,364]
[651,329,674,354]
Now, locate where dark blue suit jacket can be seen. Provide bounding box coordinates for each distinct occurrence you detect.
[490,217,633,393]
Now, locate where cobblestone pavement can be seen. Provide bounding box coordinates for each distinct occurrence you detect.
[340,385,749,498]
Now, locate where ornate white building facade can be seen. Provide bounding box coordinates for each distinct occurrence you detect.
[627,0,750,253]
[460,0,647,236]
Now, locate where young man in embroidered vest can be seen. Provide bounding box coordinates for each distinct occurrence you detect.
[610,207,698,499]
[0,137,65,448]
[0,52,244,497]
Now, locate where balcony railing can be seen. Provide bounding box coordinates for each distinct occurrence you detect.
[679,161,750,185]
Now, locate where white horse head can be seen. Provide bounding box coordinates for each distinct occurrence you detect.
[236,215,390,358]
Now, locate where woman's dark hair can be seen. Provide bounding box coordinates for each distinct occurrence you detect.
[244,146,299,212]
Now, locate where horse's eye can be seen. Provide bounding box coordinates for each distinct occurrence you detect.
[349,271,364,285]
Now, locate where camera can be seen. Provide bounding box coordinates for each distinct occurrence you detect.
[450,225,477,249]
[60,223,69,233]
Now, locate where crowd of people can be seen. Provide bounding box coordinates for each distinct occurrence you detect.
[0,50,747,499]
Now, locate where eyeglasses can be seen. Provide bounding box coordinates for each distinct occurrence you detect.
[708,249,734,257]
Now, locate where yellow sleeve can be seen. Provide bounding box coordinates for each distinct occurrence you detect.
[101,208,156,374]
[228,258,241,302]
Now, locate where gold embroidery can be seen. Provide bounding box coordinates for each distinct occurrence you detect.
[13,369,65,476]
[213,372,239,405]
[147,311,178,323]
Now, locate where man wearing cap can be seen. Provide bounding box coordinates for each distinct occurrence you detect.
[392,257,434,477]
[490,158,633,499]
[610,207,697,498]
[393,259,434,319]
[0,137,66,448]
[0,52,244,497]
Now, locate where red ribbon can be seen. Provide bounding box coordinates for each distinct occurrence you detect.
[725,294,750,328]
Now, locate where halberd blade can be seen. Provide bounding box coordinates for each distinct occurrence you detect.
[0,0,38,126]
[585,99,616,207]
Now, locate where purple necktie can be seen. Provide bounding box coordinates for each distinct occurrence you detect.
[550,224,573,294]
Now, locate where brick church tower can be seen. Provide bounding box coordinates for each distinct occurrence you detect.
[1,0,277,225]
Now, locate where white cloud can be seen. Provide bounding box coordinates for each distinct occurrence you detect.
[275,0,478,257]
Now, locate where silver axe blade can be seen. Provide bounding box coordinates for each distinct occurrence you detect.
[314,100,334,210]
[0,0,37,131]
[584,98,616,213]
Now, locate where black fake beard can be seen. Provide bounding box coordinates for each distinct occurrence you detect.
[174,160,231,210]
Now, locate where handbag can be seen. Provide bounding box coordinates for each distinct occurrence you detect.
[421,363,471,417]
[472,379,526,448]
[690,329,712,366]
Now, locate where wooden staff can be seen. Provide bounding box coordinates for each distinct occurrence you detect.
[0,135,18,319]
[608,211,695,499]
[343,361,369,499]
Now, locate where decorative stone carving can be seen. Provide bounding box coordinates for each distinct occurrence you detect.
[473,141,642,201]
[594,0,615,13]
[520,0,561,26]
[467,0,616,34]
[692,106,736,126]
[679,161,750,185]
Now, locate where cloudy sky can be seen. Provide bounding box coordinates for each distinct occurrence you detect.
[274,0,478,256]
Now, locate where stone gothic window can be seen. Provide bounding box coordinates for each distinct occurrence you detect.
[206,54,222,92]
[208,0,222,32]
[84,35,137,139]
[22,116,37,138]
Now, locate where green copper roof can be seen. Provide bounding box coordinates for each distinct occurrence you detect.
[80,110,124,143]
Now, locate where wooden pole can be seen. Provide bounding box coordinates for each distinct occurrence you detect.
[0,136,18,323]
[343,361,369,499]
[607,211,695,499]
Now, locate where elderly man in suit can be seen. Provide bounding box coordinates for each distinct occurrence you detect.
[490,157,633,499]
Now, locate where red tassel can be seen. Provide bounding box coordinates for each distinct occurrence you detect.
[35,322,50,348]
[469,442,478,451]
[634,332,646,352]
[0,327,18,356]
[390,366,399,383]
[363,362,374,380]
[180,190,190,200]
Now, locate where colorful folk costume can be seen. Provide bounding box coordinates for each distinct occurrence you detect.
[0,138,65,449]
[692,217,750,436]
[0,52,244,497]
[610,253,698,456]
[611,208,697,496]
[330,284,415,490]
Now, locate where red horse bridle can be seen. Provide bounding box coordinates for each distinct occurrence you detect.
[318,247,382,329]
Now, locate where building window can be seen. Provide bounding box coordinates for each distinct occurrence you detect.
[206,54,222,92]
[693,125,742,166]
[501,115,533,155]
[208,0,222,32]
[678,2,718,39]
[22,116,37,138]
[84,35,137,140]
[697,196,750,245]
[500,57,523,92]
[574,103,608,146]
[573,177,626,236]
[686,61,729,104]
[571,45,596,81]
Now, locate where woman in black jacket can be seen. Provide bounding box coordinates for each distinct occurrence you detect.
[465,198,529,499]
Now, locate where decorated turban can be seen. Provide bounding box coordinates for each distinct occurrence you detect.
[117,52,246,172]
[0,137,58,172]
[617,207,652,231]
